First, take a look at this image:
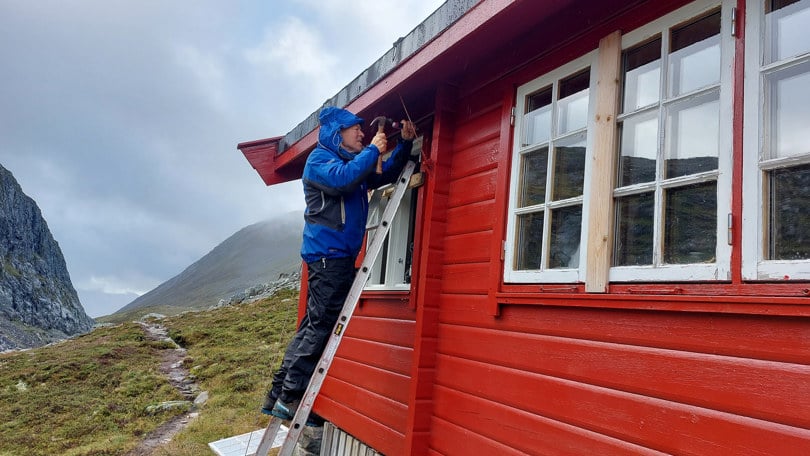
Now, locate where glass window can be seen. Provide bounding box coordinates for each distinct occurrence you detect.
[614,192,655,266]
[665,92,720,179]
[668,12,722,96]
[769,164,810,260]
[744,0,810,278]
[618,111,658,186]
[623,39,662,111]
[506,55,594,283]
[767,61,810,160]
[765,0,810,63]
[365,137,422,290]
[613,5,730,280]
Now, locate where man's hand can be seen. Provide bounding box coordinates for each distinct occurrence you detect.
[371,131,387,154]
[400,120,416,140]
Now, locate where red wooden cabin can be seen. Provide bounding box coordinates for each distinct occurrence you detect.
[238,0,810,454]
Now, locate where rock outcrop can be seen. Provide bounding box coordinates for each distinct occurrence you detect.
[0,164,95,351]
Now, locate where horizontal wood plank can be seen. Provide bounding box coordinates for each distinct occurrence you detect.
[438,300,810,365]
[451,136,500,180]
[440,264,490,295]
[429,416,529,456]
[337,337,412,376]
[328,356,410,404]
[355,296,416,320]
[315,394,404,456]
[321,375,408,431]
[434,385,666,455]
[437,323,810,429]
[443,230,493,264]
[445,200,496,236]
[446,168,498,208]
[435,355,810,455]
[344,315,415,347]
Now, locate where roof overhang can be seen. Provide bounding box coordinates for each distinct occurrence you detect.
[238,0,583,186]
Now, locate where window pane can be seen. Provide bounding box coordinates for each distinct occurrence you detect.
[549,205,582,268]
[519,146,549,207]
[768,62,810,159]
[558,69,590,134]
[523,87,552,146]
[769,164,810,259]
[665,92,720,178]
[664,182,717,264]
[669,12,721,96]
[623,39,662,111]
[614,192,654,266]
[552,134,586,200]
[618,111,658,186]
[766,0,810,63]
[516,212,544,270]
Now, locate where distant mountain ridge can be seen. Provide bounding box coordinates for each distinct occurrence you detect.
[0,164,95,351]
[114,214,304,318]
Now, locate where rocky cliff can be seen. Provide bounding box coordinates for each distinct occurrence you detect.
[0,164,95,351]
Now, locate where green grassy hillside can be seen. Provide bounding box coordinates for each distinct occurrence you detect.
[0,289,299,456]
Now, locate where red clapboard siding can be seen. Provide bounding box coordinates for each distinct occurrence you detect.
[327,357,410,404]
[336,337,412,376]
[435,293,490,316]
[446,167,498,209]
[433,386,667,456]
[355,297,415,320]
[440,298,810,365]
[453,119,500,157]
[320,375,408,431]
[344,315,415,347]
[455,91,503,126]
[437,323,810,429]
[315,394,405,456]
[440,263,490,295]
[435,355,810,455]
[429,416,530,456]
[443,230,493,264]
[451,135,500,178]
[445,199,497,236]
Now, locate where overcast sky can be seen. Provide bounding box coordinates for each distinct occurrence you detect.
[0,0,445,317]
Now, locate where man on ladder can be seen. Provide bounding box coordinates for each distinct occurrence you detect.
[260,106,417,452]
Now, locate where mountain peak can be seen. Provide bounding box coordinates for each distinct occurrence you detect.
[115,214,303,317]
[0,163,95,351]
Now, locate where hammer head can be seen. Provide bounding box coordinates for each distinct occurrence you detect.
[370,116,389,133]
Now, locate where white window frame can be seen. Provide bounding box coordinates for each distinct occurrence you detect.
[742,0,810,280]
[505,52,599,283]
[609,0,734,282]
[364,137,422,290]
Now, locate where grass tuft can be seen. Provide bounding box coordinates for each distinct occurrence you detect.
[0,289,299,455]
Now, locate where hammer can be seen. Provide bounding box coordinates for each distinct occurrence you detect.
[369,116,389,174]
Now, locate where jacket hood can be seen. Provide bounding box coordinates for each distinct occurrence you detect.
[318,107,364,157]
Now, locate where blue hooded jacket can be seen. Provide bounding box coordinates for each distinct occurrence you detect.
[300,107,413,263]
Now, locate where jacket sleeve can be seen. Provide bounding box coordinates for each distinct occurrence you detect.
[304,145,381,195]
[366,139,414,189]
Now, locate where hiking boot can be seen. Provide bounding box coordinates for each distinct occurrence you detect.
[270,398,299,421]
[260,393,277,416]
[270,398,324,427]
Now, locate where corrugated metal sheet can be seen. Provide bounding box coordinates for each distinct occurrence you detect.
[321,422,381,456]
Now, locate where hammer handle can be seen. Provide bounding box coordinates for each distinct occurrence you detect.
[376,123,385,174]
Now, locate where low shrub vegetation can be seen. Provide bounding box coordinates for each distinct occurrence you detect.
[0,289,298,456]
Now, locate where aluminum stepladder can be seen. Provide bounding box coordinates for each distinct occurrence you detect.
[253,160,417,456]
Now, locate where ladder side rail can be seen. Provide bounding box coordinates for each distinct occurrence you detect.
[277,161,416,456]
[251,418,283,456]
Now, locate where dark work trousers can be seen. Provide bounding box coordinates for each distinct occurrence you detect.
[269,256,356,404]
